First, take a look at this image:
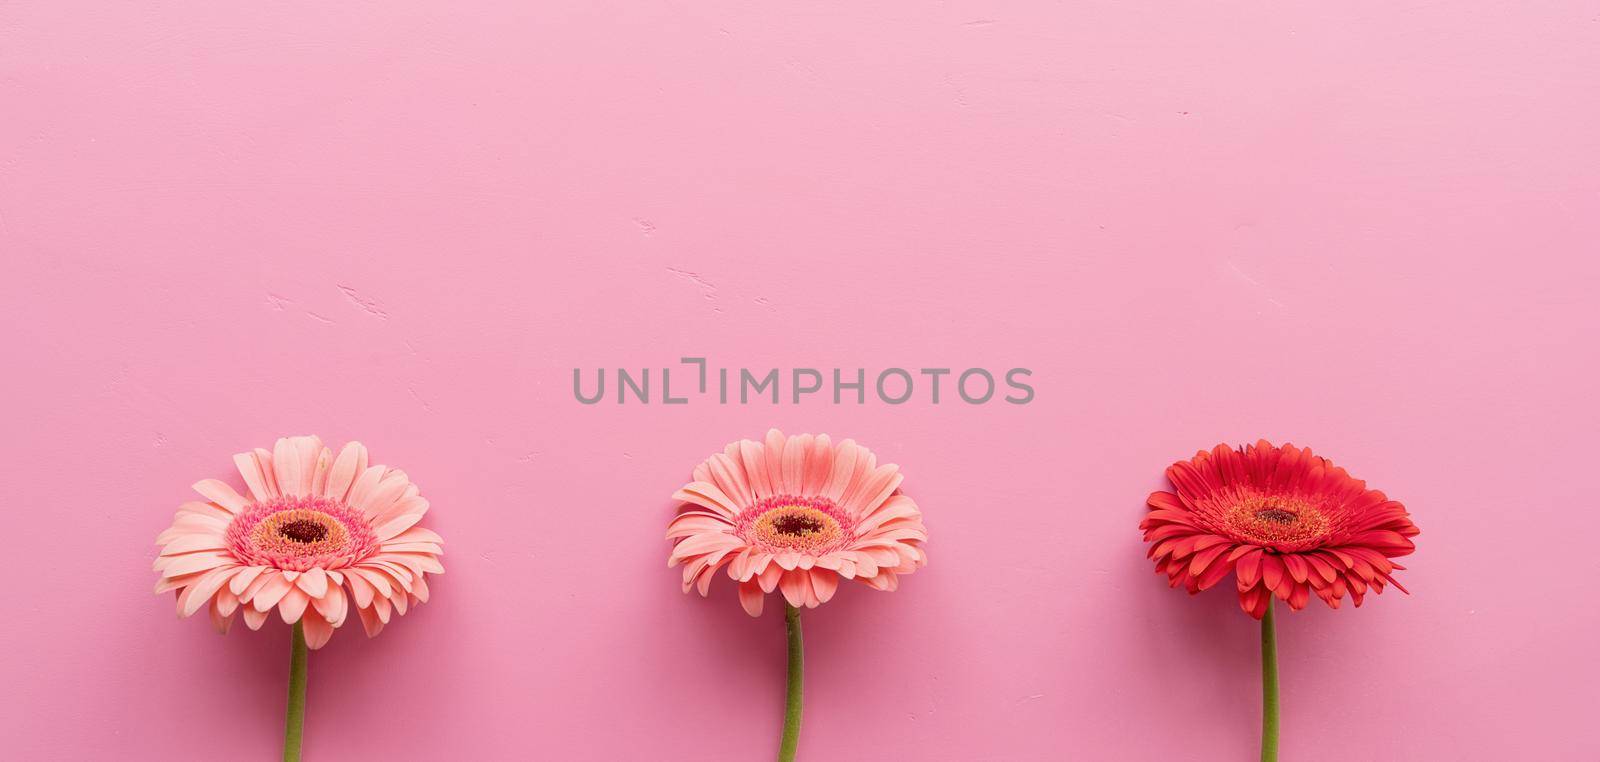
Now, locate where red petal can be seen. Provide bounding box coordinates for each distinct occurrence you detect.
[1305,554,1339,585]
[1288,582,1310,610]
[1261,554,1286,592]
[1282,554,1310,584]
[1225,544,1260,563]
[1188,543,1230,577]
[1195,552,1236,591]
[1235,549,1265,589]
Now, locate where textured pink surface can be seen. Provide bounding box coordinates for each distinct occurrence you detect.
[3,1,1598,760]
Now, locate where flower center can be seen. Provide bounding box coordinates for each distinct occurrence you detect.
[771,514,824,536]
[1254,508,1296,523]
[1219,495,1332,548]
[225,495,378,571]
[735,495,855,555]
[278,519,329,543]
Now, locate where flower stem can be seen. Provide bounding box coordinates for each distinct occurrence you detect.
[779,605,804,762]
[284,620,308,762]
[1260,598,1279,762]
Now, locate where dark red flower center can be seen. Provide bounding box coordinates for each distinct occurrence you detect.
[1254,508,1297,523]
[1221,496,1332,547]
[277,519,329,543]
[224,495,380,571]
[735,494,857,554]
[772,514,824,536]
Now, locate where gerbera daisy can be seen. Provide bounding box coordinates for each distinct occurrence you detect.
[1140,440,1419,760]
[666,429,927,761]
[1141,440,1418,618]
[153,435,443,760]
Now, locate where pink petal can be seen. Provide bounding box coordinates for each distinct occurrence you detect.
[349,567,393,599]
[208,597,235,634]
[778,571,807,608]
[758,563,783,593]
[738,579,765,617]
[312,585,347,626]
[385,526,444,545]
[250,573,294,612]
[346,571,376,608]
[178,566,237,618]
[277,588,310,623]
[272,438,304,497]
[310,446,334,497]
[667,533,743,566]
[672,482,741,519]
[159,534,228,556]
[799,434,833,494]
[238,569,278,603]
[301,614,335,649]
[215,587,241,616]
[324,442,368,501]
[819,439,857,501]
[242,606,270,630]
[843,465,903,519]
[174,501,231,521]
[295,567,329,598]
[707,453,753,508]
[344,466,387,513]
[233,451,277,501]
[855,495,920,535]
[374,505,428,541]
[357,472,411,520]
[667,514,735,540]
[762,429,789,496]
[191,479,250,513]
[356,604,384,637]
[810,570,839,604]
[739,439,772,500]
[159,552,232,578]
[228,566,267,595]
[780,432,810,494]
[409,575,430,604]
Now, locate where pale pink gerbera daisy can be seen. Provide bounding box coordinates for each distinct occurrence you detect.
[153,435,444,649]
[666,429,928,761]
[667,429,929,616]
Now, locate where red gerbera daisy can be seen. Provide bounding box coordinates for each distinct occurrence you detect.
[1141,440,1419,619]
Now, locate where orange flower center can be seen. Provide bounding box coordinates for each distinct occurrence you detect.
[225,495,379,571]
[758,507,836,542]
[1223,496,1330,546]
[736,495,855,555]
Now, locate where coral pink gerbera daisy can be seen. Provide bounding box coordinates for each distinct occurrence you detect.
[667,429,928,617]
[1141,440,1420,618]
[154,435,444,649]
[667,429,928,761]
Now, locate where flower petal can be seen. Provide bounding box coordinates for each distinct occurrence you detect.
[738,579,766,617]
[234,450,278,501]
[191,479,250,514]
[301,613,335,649]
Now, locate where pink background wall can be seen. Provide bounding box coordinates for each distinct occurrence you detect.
[3,1,1597,760]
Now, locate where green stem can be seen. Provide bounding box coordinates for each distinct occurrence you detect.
[1260,598,1279,762]
[779,605,804,762]
[284,621,308,762]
